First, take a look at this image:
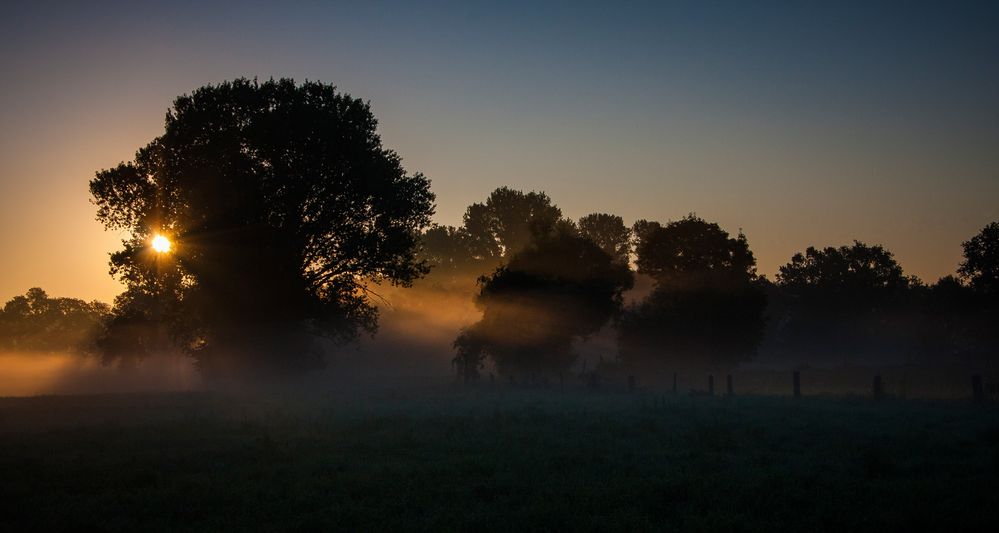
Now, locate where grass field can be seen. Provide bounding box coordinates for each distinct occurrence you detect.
[2,386,998,531]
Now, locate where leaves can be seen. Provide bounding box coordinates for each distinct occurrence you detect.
[89,78,435,373]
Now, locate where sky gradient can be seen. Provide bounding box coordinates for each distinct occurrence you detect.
[1,0,997,303]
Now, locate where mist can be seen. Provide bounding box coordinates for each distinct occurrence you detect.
[0,351,200,397]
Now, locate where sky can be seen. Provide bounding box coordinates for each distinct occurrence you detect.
[1,0,997,303]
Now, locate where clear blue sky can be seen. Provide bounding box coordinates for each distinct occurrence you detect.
[1,0,997,302]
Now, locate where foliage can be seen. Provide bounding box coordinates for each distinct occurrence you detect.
[631,219,662,255]
[635,214,756,289]
[418,224,501,285]
[776,241,911,302]
[959,221,999,297]
[768,241,917,365]
[455,227,633,379]
[461,187,562,258]
[0,288,109,352]
[578,213,631,264]
[89,78,434,375]
[620,215,766,374]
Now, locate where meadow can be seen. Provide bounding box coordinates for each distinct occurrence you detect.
[2,385,997,532]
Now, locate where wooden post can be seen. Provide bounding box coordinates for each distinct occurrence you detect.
[972,375,985,403]
[708,375,714,396]
[793,371,801,399]
[628,375,636,392]
[672,372,678,394]
[559,373,564,393]
[873,375,884,400]
[726,374,733,396]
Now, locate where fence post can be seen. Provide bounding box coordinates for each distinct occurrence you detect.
[628,375,636,392]
[873,375,884,401]
[973,375,985,403]
[559,372,564,393]
[708,375,714,396]
[672,372,678,395]
[726,374,733,396]
[793,371,801,399]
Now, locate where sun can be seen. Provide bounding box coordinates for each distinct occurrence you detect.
[151,235,172,253]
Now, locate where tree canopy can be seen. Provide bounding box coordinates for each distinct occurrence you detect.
[619,216,766,375]
[777,241,911,301]
[959,221,999,297]
[768,241,915,365]
[635,215,755,289]
[0,288,109,352]
[455,227,633,380]
[578,213,631,264]
[462,187,561,259]
[89,78,435,375]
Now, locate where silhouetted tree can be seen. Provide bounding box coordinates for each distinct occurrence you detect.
[631,219,662,256]
[418,224,501,284]
[0,288,109,352]
[908,275,976,362]
[455,227,633,380]
[89,78,434,376]
[462,187,562,258]
[941,222,999,362]
[618,215,766,375]
[578,213,631,264]
[777,242,910,300]
[769,241,916,365]
[959,221,999,297]
[636,215,756,288]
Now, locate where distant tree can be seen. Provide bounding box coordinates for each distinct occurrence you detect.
[89,78,435,376]
[769,241,916,365]
[777,241,910,302]
[959,221,999,297]
[91,288,171,363]
[631,219,662,257]
[0,288,109,352]
[578,213,631,264]
[636,215,756,288]
[908,276,975,362]
[462,187,562,258]
[946,222,999,362]
[619,215,766,375]
[455,228,633,380]
[419,225,478,275]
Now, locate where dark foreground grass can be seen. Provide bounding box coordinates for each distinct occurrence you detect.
[1,387,998,532]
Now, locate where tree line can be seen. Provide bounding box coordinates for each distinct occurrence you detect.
[419,187,999,382]
[5,79,995,383]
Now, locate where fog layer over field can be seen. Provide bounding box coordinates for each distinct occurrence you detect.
[0,352,200,396]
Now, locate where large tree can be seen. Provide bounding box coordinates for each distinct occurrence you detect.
[619,215,766,375]
[90,78,435,375]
